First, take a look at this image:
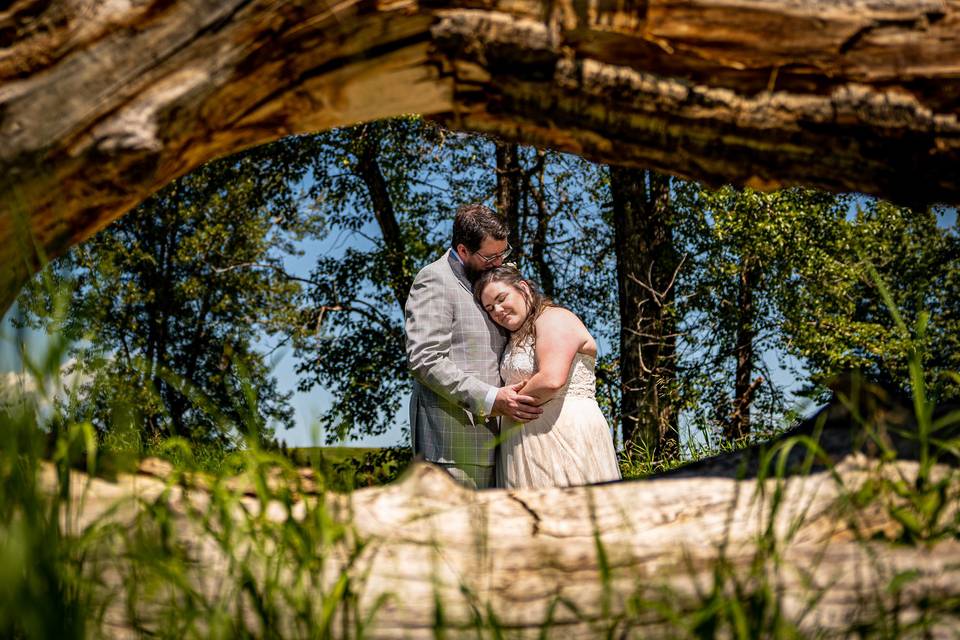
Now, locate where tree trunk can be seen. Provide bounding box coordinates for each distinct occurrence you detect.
[609,167,679,459]
[3,0,960,312]
[352,124,412,309]
[526,161,556,298]
[55,386,960,637]
[728,257,760,441]
[494,141,522,255]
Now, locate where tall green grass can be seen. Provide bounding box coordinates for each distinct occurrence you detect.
[288,447,412,491]
[0,377,387,637]
[2,249,959,638]
[0,275,384,637]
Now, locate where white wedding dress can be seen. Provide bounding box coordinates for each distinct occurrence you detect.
[497,337,622,489]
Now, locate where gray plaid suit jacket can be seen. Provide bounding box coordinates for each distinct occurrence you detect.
[405,249,508,466]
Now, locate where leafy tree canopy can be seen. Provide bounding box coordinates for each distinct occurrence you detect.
[15,138,326,445]
[672,185,959,446]
[290,118,616,442]
[778,199,960,403]
[15,117,956,455]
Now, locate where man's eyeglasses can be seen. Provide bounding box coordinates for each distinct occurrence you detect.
[474,244,512,264]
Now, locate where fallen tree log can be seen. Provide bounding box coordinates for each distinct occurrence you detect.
[2,0,960,311]
[49,387,960,637]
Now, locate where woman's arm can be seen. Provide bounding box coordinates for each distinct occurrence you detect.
[516,307,591,405]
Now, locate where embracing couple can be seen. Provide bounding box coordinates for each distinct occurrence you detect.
[405,203,621,489]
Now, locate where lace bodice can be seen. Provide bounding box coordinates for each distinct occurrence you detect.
[500,337,597,400]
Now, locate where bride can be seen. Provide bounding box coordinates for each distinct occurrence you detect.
[474,265,621,489]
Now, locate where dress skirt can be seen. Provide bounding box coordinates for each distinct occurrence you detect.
[497,394,621,489]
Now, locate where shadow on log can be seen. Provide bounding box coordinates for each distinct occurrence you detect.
[665,374,960,480]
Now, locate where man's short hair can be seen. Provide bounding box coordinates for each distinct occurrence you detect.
[452,203,509,252]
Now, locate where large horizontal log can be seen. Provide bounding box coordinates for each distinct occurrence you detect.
[52,448,960,637]
[45,383,959,636]
[2,0,960,311]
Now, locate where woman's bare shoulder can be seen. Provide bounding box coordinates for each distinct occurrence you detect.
[536,306,586,329]
[537,306,595,353]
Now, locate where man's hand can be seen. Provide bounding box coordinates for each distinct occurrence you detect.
[492,382,543,422]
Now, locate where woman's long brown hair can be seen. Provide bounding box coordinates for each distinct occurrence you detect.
[474,265,553,348]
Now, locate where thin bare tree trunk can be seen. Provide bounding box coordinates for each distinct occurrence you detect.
[494,141,522,254]
[728,258,760,441]
[609,167,679,459]
[526,161,556,298]
[352,124,412,309]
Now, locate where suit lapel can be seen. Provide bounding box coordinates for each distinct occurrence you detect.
[446,249,473,294]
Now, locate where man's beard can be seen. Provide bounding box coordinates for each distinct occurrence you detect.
[463,263,483,283]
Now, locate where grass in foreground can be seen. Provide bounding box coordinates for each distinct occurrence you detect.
[2,257,959,637]
[4,365,958,638]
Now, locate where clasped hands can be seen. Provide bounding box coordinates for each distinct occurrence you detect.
[492,381,542,422]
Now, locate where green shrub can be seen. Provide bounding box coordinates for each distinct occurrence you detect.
[289,446,413,491]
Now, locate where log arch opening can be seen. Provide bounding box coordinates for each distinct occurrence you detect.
[2,0,960,312]
[5,2,960,634]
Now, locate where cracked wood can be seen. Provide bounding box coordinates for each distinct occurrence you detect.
[2,0,959,309]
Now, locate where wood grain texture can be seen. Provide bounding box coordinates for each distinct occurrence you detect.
[53,451,960,637]
[2,0,959,306]
[47,386,960,636]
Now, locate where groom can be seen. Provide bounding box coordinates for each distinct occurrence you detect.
[405,203,541,488]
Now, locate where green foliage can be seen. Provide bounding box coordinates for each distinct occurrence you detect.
[291,118,476,442]
[0,328,94,639]
[289,446,413,491]
[114,446,381,638]
[1,303,381,638]
[11,115,957,463]
[13,138,327,445]
[832,268,960,546]
[291,118,618,442]
[3,270,960,637]
[779,200,960,405]
[672,184,849,441]
[6,114,960,637]
[617,437,737,479]
[670,185,959,448]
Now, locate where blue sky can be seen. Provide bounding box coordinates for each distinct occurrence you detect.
[273,201,956,449]
[269,232,407,448]
[2,183,954,450]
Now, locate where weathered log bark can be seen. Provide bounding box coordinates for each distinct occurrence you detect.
[58,442,960,638]
[54,403,960,637]
[3,0,960,311]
